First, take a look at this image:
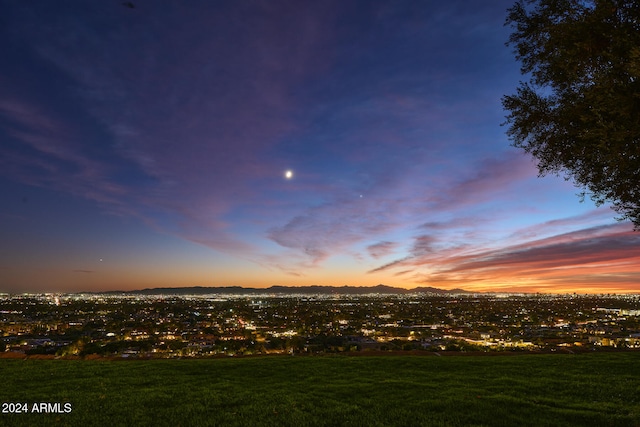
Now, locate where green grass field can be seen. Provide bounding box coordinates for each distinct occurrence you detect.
[0,352,638,426]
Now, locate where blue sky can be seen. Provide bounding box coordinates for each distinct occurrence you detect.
[1,0,639,293]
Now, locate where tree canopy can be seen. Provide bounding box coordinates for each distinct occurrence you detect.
[502,0,640,227]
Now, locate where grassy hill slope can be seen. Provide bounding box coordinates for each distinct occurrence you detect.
[1,352,638,426]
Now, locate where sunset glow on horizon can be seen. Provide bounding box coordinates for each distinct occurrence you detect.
[1,1,639,295]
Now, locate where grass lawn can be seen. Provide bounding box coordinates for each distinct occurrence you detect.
[0,352,638,426]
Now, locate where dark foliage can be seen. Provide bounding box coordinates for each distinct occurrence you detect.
[503,0,640,227]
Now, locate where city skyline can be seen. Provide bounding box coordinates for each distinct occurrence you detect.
[1,1,639,294]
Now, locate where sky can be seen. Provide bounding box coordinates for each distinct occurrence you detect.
[1,0,639,294]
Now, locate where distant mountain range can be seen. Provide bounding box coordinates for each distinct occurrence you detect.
[100,284,469,296]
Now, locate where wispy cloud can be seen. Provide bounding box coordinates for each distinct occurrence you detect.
[1,3,341,256]
[369,220,640,291]
[0,98,131,207]
[3,3,528,266]
[367,241,399,259]
[3,1,635,293]
[267,196,401,265]
[368,257,412,274]
[269,149,547,273]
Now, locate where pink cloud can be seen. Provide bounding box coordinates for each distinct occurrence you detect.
[5,1,630,293]
[428,151,538,210]
[0,99,130,206]
[370,221,640,292]
[443,224,639,275]
[268,149,547,273]
[367,241,399,259]
[1,3,345,257]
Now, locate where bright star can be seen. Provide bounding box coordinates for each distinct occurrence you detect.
[284,170,293,179]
